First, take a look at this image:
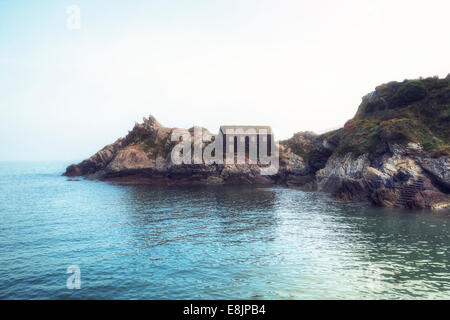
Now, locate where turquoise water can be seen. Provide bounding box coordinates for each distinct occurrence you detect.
[0,162,448,299]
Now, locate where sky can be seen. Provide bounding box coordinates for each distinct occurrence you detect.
[1,0,450,161]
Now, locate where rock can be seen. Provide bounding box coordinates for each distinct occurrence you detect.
[419,156,450,190]
[335,177,368,201]
[307,136,339,173]
[363,167,392,189]
[407,142,423,152]
[205,176,224,185]
[412,190,450,210]
[105,145,155,173]
[370,187,397,207]
[220,164,265,184]
[316,154,370,194]
[313,147,450,210]
[63,139,124,176]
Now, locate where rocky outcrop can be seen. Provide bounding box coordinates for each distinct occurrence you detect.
[278,148,314,189]
[64,76,450,210]
[64,115,278,185]
[313,143,450,209]
[418,156,450,190]
[279,76,450,210]
[64,138,125,177]
[316,154,370,194]
[64,115,449,210]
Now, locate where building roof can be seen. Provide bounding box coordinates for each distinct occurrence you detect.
[219,125,272,135]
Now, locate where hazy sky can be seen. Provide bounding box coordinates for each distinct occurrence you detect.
[1,0,450,161]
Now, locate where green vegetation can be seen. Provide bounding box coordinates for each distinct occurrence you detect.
[280,132,317,161]
[365,98,388,113]
[334,120,382,157]
[140,136,171,158]
[389,80,428,108]
[284,77,450,160]
[342,77,450,158]
[289,144,314,161]
[332,115,449,158]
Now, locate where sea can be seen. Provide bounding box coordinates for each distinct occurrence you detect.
[0,162,448,299]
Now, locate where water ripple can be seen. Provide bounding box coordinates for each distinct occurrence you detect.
[0,162,449,299]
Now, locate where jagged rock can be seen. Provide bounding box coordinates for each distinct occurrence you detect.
[278,150,307,176]
[313,146,450,209]
[220,164,272,184]
[64,139,124,176]
[419,156,450,190]
[335,178,367,201]
[370,187,397,207]
[363,167,392,189]
[410,189,450,210]
[307,136,339,173]
[316,154,370,194]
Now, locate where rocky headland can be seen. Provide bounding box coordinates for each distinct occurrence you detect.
[64,76,450,210]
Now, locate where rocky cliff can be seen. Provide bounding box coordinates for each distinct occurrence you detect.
[280,76,450,209]
[64,115,277,185]
[64,76,450,210]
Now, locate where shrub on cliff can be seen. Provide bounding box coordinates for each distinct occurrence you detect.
[389,81,428,108]
[334,114,450,158]
[365,98,388,113]
[334,120,382,157]
[346,76,450,157]
[280,131,317,160]
[343,120,356,133]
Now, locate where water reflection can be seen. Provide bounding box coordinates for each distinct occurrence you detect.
[2,162,448,299]
[335,206,450,296]
[116,184,449,299]
[121,185,279,243]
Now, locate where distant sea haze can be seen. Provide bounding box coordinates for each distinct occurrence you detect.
[0,162,449,299]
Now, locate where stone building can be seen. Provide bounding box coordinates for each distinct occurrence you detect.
[219,125,272,157]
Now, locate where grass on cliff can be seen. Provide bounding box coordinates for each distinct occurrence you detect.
[288,143,315,161]
[279,132,317,161]
[334,116,449,157]
[336,77,450,158]
[283,77,450,160]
